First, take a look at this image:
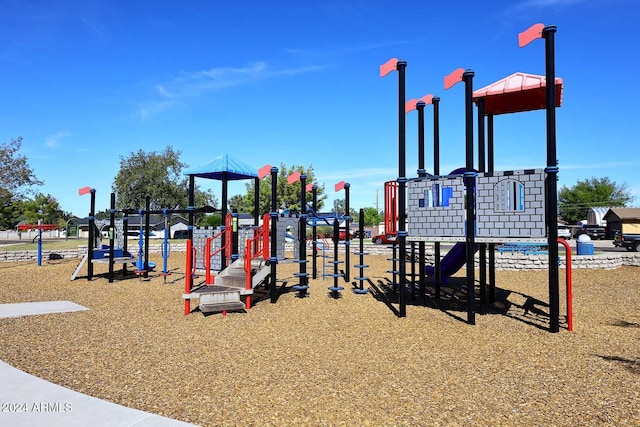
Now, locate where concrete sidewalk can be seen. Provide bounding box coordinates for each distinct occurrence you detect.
[0,301,89,319]
[0,301,198,426]
[0,360,198,426]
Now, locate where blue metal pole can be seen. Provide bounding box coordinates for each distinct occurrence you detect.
[37,221,42,267]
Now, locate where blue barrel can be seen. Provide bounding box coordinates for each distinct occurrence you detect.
[577,241,594,255]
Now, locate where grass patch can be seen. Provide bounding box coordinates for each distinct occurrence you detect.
[1,240,87,251]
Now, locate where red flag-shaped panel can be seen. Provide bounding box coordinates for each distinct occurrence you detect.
[420,94,434,105]
[78,186,92,196]
[518,23,544,48]
[287,172,301,184]
[405,99,418,113]
[306,183,314,192]
[379,58,398,77]
[334,181,346,192]
[444,68,465,90]
[258,164,272,179]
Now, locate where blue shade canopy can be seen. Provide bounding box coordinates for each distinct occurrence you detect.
[185,154,258,181]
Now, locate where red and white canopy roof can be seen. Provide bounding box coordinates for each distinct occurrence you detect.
[473,72,563,115]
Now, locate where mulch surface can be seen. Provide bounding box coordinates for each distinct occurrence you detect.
[0,252,639,426]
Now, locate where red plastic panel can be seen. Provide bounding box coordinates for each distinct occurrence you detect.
[379,58,398,77]
[444,68,465,90]
[258,164,272,179]
[518,23,544,47]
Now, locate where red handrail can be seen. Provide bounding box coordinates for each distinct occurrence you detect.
[203,217,233,284]
[557,238,573,331]
[384,181,398,234]
[243,213,270,310]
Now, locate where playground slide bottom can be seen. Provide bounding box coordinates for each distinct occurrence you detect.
[133,260,156,271]
[424,242,478,285]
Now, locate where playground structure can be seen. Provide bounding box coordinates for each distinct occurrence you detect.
[180,159,360,315]
[64,23,572,332]
[379,23,572,332]
[70,188,212,284]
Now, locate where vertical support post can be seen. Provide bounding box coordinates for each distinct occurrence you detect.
[299,174,308,293]
[270,167,279,303]
[487,114,496,303]
[88,189,96,280]
[543,25,560,333]
[162,210,169,279]
[356,208,367,292]
[396,60,408,318]
[344,183,351,282]
[519,22,560,332]
[109,193,116,283]
[37,219,42,267]
[144,196,151,278]
[312,185,318,280]
[122,212,129,275]
[433,97,441,300]
[463,69,476,326]
[185,174,195,315]
[332,218,340,288]
[253,177,260,227]
[188,175,195,241]
[416,99,427,302]
[477,97,487,312]
[380,57,407,316]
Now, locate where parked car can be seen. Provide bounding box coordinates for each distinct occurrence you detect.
[613,231,640,252]
[371,233,397,245]
[557,225,572,240]
[578,225,606,240]
[352,230,371,239]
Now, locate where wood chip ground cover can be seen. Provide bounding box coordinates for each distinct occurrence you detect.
[0,253,638,426]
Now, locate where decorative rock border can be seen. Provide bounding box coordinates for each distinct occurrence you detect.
[1,243,639,270]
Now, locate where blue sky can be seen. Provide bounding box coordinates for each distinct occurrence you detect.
[2,0,638,218]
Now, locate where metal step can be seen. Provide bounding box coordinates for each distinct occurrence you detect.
[192,285,246,314]
[214,258,268,291]
[199,301,246,313]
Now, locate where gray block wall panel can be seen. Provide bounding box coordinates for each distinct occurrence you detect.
[408,169,547,242]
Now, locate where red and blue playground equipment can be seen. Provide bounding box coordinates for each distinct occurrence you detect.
[380,22,572,332]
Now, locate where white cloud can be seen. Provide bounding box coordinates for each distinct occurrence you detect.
[136,61,327,119]
[560,161,640,170]
[44,131,71,148]
[500,0,588,18]
[284,39,413,58]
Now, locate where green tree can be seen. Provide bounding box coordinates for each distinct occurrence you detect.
[20,193,65,224]
[228,194,245,212]
[330,198,357,219]
[0,200,27,229]
[242,163,327,215]
[0,137,43,226]
[112,146,218,212]
[95,209,112,220]
[558,177,634,224]
[201,213,222,227]
[361,207,382,227]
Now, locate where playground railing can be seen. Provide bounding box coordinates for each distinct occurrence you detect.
[205,227,231,285]
[243,213,270,309]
